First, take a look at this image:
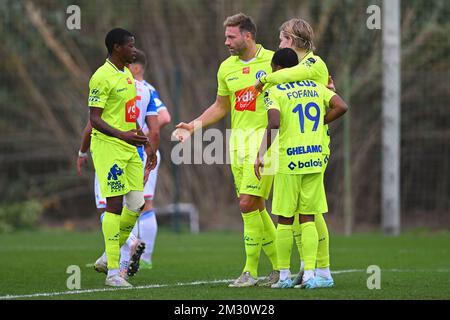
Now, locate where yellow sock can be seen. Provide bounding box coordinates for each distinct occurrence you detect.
[242,210,264,278]
[260,209,278,270]
[102,212,121,270]
[276,223,293,270]
[301,221,318,271]
[315,213,330,268]
[292,215,303,262]
[119,206,139,247]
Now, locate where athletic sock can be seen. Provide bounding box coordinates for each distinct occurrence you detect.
[260,208,278,270]
[101,252,107,264]
[316,267,332,279]
[119,206,139,247]
[242,210,264,278]
[279,269,291,281]
[138,210,157,262]
[276,224,293,272]
[301,221,319,273]
[102,212,121,271]
[303,270,315,282]
[292,214,303,263]
[315,213,330,269]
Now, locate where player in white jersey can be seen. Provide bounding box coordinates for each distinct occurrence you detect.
[77,49,169,277]
[120,50,171,271]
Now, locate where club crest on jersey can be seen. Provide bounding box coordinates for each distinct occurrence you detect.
[242,67,250,74]
[127,77,132,84]
[256,70,266,79]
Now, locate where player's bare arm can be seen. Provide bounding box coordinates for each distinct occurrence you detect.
[145,114,160,171]
[254,109,280,180]
[324,94,348,124]
[157,108,171,130]
[77,119,93,176]
[89,107,148,146]
[172,95,231,142]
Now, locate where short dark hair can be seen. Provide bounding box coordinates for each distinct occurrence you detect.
[223,13,257,39]
[133,49,147,67]
[271,48,299,68]
[105,28,134,55]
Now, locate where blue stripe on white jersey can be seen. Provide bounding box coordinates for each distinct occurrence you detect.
[135,79,150,129]
[142,80,167,112]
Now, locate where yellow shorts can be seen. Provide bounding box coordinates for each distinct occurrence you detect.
[272,171,328,217]
[230,149,273,200]
[91,137,143,198]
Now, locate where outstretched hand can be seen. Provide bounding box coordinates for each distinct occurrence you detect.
[172,122,194,142]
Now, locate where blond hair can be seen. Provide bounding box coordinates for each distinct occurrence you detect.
[279,18,315,51]
[223,13,257,39]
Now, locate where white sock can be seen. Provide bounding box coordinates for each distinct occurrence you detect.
[303,270,315,282]
[280,269,291,281]
[120,239,132,265]
[300,261,305,273]
[101,252,107,264]
[316,267,332,279]
[107,269,119,277]
[138,210,158,262]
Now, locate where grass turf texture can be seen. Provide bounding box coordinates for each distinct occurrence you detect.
[0,229,449,300]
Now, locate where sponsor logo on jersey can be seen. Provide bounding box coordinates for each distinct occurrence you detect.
[235,86,258,112]
[288,158,323,171]
[227,77,239,82]
[287,145,322,156]
[125,97,138,122]
[276,80,317,91]
[89,89,101,103]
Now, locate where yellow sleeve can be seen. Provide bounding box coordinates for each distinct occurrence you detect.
[264,88,280,112]
[216,65,229,97]
[261,56,328,85]
[323,87,337,108]
[88,74,110,109]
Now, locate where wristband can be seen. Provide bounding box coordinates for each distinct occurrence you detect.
[78,150,88,158]
[259,75,267,84]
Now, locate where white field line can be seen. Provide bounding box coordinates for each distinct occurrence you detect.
[1,268,449,300]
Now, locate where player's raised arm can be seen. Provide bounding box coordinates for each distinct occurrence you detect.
[256,61,319,92]
[172,95,231,142]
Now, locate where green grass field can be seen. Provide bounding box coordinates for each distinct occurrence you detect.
[0,229,449,300]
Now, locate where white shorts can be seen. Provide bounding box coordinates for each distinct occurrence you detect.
[94,149,161,209]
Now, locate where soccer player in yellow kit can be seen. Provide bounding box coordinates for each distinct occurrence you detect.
[88,28,158,287]
[255,18,336,287]
[173,13,279,287]
[255,47,348,288]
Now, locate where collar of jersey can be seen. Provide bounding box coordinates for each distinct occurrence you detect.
[299,50,313,64]
[236,44,264,63]
[106,58,126,74]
